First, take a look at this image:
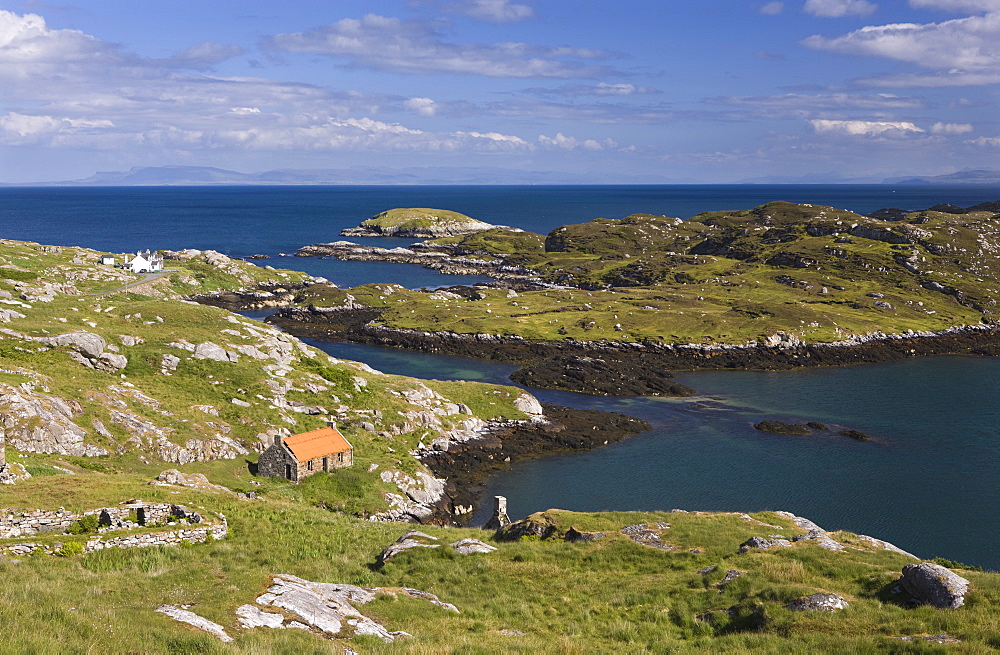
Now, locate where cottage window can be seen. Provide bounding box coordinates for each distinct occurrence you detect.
[337,452,343,463]
[307,460,314,471]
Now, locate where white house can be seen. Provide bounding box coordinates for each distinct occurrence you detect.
[99,255,115,266]
[126,250,164,274]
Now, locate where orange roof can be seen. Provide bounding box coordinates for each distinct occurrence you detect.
[283,427,352,463]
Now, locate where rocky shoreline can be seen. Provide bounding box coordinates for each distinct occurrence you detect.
[293,240,547,285]
[417,404,650,526]
[265,304,1000,396]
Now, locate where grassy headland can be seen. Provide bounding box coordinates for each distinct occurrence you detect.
[2,232,999,651]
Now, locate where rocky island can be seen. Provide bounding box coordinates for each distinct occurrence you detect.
[339,207,508,238]
[279,199,1000,395]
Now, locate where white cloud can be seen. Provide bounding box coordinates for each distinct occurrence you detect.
[454,131,531,149]
[761,2,786,14]
[909,0,1000,12]
[713,92,925,115]
[856,70,1000,86]
[930,121,973,134]
[967,136,1000,146]
[230,107,262,115]
[803,12,1000,72]
[157,41,244,70]
[810,119,924,136]
[447,0,535,22]
[524,82,658,97]
[404,97,438,116]
[537,132,618,150]
[804,0,878,17]
[264,14,611,78]
[0,112,114,144]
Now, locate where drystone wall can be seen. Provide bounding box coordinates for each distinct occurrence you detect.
[0,502,226,557]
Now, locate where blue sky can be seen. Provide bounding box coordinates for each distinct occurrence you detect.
[1,0,999,183]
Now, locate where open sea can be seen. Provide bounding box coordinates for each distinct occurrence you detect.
[4,184,1000,569]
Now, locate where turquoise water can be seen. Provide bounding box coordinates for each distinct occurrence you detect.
[306,339,1000,570]
[6,185,1000,568]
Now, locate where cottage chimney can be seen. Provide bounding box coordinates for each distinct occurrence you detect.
[273,434,283,447]
[484,495,510,532]
[327,421,337,429]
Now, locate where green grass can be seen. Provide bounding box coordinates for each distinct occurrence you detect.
[0,486,995,653]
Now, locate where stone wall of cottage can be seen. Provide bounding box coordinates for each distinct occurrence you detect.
[257,443,296,480]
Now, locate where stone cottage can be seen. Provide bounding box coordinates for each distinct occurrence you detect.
[257,425,353,482]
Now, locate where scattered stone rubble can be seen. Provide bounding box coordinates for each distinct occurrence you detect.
[787,592,850,612]
[622,522,674,550]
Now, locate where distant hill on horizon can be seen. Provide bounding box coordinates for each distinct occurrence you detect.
[1,164,686,187]
[883,168,1000,185]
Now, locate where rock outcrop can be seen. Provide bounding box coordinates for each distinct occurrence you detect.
[244,574,459,642]
[0,383,107,457]
[156,605,233,642]
[37,331,127,371]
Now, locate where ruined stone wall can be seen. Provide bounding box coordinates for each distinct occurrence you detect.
[0,521,228,557]
[0,503,203,539]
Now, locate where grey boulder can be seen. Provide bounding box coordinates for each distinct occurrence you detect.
[899,562,970,609]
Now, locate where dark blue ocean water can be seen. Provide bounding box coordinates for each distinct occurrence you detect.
[6,184,1000,568]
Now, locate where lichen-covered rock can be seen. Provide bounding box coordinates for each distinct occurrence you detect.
[37,331,127,371]
[513,392,544,417]
[498,514,557,541]
[899,562,970,609]
[450,538,497,555]
[155,469,228,491]
[377,531,441,564]
[192,341,239,363]
[0,383,107,457]
[564,527,605,543]
[788,592,849,612]
[156,605,233,642]
[739,536,792,553]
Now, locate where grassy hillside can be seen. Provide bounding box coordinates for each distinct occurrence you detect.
[3,235,999,652]
[0,239,528,520]
[1,472,996,653]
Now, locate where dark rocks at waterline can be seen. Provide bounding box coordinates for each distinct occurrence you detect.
[421,404,651,526]
[898,562,970,609]
[510,355,694,397]
[754,420,810,435]
[806,421,828,431]
[265,307,1000,396]
[839,429,872,441]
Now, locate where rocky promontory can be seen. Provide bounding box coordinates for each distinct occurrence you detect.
[340,207,507,238]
